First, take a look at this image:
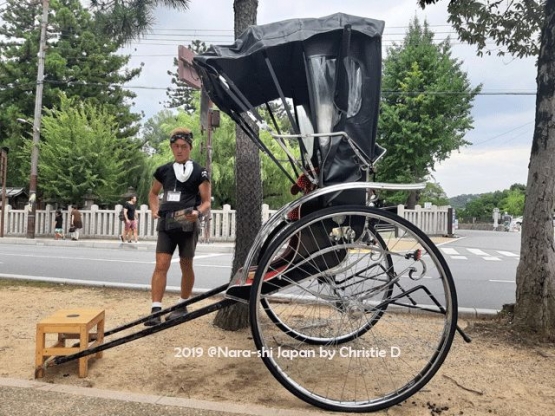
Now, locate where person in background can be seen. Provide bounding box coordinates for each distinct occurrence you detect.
[70,206,83,241]
[144,127,211,326]
[121,195,138,243]
[53,209,64,240]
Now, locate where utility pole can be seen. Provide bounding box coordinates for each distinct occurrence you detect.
[0,147,8,238]
[27,0,49,239]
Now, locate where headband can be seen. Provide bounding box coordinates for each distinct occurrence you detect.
[170,132,193,143]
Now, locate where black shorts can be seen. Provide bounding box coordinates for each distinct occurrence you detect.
[156,226,199,258]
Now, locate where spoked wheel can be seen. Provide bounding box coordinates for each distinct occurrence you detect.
[249,205,458,412]
[260,223,394,344]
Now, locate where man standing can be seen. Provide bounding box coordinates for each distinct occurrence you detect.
[121,195,138,243]
[144,127,211,326]
[70,206,83,241]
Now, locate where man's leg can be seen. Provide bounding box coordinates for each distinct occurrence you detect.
[144,252,171,326]
[166,229,198,321]
[178,257,195,299]
[164,257,194,321]
[151,253,172,302]
[121,223,128,242]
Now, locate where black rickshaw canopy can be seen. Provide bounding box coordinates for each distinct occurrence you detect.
[193,13,385,200]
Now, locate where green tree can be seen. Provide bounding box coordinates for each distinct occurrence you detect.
[377,17,480,208]
[0,0,142,187]
[419,182,450,207]
[500,185,526,216]
[89,0,191,43]
[458,191,502,223]
[419,0,555,338]
[39,94,132,205]
[142,109,182,153]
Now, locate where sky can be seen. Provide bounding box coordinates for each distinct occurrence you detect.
[7,0,539,198]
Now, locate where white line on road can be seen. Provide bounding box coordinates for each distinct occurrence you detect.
[489,279,515,283]
[467,248,490,256]
[0,252,153,264]
[497,251,519,257]
[450,256,468,260]
[441,248,459,255]
[170,253,227,264]
[483,257,501,261]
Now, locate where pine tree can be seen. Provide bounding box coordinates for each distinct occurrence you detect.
[0,0,142,186]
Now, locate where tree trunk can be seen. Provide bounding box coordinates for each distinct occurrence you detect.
[213,0,260,331]
[514,1,555,338]
[406,190,420,209]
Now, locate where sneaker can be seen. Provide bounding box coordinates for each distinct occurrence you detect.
[119,235,124,242]
[166,305,188,321]
[144,307,162,327]
[128,240,131,243]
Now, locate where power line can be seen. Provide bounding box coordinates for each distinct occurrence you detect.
[472,121,534,146]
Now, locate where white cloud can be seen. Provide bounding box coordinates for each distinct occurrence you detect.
[433,146,530,197]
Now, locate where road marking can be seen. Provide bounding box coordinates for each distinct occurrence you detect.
[467,248,490,256]
[497,251,519,257]
[441,247,518,261]
[0,252,153,264]
[490,279,515,283]
[170,253,227,264]
[440,248,468,259]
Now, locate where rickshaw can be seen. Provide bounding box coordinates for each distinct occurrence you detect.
[46,13,470,413]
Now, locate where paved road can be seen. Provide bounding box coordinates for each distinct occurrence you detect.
[0,230,521,311]
[437,229,520,310]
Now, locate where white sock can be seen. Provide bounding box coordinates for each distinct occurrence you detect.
[178,298,188,304]
[152,302,162,309]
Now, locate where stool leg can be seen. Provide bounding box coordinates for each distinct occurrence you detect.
[96,317,105,359]
[35,326,46,378]
[79,326,88,378]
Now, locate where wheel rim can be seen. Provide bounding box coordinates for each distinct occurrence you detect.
[249,206,457,412]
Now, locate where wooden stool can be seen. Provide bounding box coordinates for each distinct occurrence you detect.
[35,308,105,378]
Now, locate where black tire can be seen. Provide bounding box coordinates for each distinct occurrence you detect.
[249,205,458,412]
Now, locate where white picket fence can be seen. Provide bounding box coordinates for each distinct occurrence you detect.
[0,203,451,241]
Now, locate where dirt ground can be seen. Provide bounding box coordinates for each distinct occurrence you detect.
[1,279,554,416]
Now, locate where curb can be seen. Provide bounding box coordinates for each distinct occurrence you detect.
[0,377,324,416]
[0,236,235,253]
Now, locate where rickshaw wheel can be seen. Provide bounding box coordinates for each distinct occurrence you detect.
[249,205,457,412]
[260,224,394,344]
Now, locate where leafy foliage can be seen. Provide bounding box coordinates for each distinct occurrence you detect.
[0,0,142,187]
[376,17,480,207]
[39,94,135,206]
[454,184,526,222]
[419,0,543,57]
